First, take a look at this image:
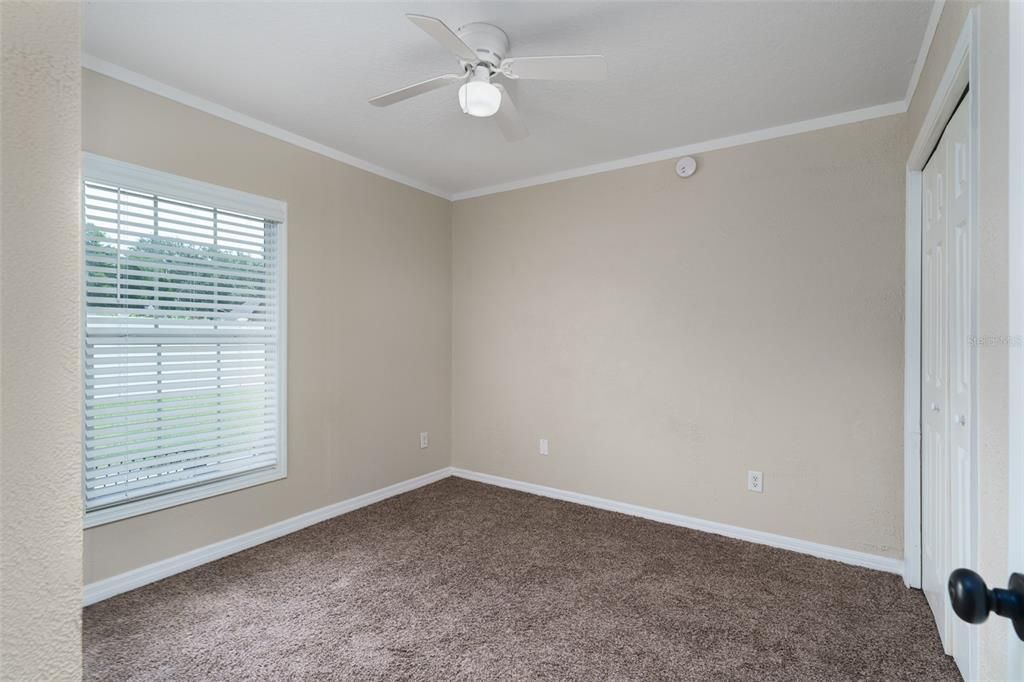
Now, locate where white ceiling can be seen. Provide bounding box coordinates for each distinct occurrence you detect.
[83,1,934,199]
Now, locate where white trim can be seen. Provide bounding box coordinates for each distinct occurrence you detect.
[84,468,288,529]
[904,168,923,589]
[451,100,906,201]
[81,154,290,528]
[82,54,452,201]
[86,53,920,204]
[277,198,289,508]
[903,9,979,680]
[906,20,972,168]
[83,467,455,605]
[966,30,981,682]
[1008,0,1024,676]
[903,1,946,109]
[84,152,286,221]
[85,464,908,606]
[904,8,974,591]
[450,468,903,576]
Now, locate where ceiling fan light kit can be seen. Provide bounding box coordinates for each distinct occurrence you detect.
[459,66,501,117]
[369,14,607,141]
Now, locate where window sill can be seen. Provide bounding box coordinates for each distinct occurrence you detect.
[83,466,287,529]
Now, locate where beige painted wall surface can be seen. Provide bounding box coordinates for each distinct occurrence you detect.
[83,71,452,582]
[908,2,1012,678]
[452,115,908,559]
[0,2,83,679]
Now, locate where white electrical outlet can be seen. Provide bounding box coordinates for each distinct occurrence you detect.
[539,438,549,456]
[419,432,429,449]
[747,470,763,493]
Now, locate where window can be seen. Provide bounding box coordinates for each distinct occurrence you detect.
[82,154,286,527]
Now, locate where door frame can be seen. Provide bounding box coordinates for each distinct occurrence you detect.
[1008,0,1024,676]
[903,6,979,678]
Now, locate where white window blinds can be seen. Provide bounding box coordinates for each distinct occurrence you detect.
[83,159,286,522]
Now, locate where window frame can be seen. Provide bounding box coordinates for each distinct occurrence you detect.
[81,153,288,528]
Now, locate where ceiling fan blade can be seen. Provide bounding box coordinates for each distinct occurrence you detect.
[493,84,528,141]
[500,55,607,81]
[406,14,479,62]
[369,72,466,107]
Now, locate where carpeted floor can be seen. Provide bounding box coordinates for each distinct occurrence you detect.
[84,477,961,681]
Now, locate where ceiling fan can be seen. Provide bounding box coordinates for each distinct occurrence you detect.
[369,14,607,141]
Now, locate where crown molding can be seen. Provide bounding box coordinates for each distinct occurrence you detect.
[903,0,945,110]
[450,99,907,201]
[85,50,920,204]
[82,54,453,200]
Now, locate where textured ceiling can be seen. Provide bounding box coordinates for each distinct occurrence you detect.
[83,1,933,197]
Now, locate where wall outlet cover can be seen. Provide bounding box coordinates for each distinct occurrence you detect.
[419,432,429,449]
[539,438,549,456]
[747,470,763,493]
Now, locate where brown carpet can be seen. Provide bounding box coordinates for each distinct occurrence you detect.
[84,477,960,681]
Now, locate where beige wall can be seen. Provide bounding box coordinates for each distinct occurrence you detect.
[83,61,913,591]
[80,17,1017,680]
[908,1,1012,678]
[82,71,453,583]
[452,114,909,560]
[0,2,83,679]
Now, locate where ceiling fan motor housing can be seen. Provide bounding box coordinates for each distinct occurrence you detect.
[456,23,509,69]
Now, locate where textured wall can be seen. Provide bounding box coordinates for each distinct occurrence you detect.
[82,71,453,583]
[452,114,908,560]
[907,2,1012,678]
[0,2,83,679]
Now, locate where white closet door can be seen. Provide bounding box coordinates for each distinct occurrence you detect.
[943,98,974,671]
[921,95,973,666]
[921,121,951,649]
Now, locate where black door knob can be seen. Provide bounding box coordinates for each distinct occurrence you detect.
[948,568,1024,642]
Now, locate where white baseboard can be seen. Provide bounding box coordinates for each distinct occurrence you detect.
[85,465,904,605]
[450,468,904,576]
[83,467,455,606]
